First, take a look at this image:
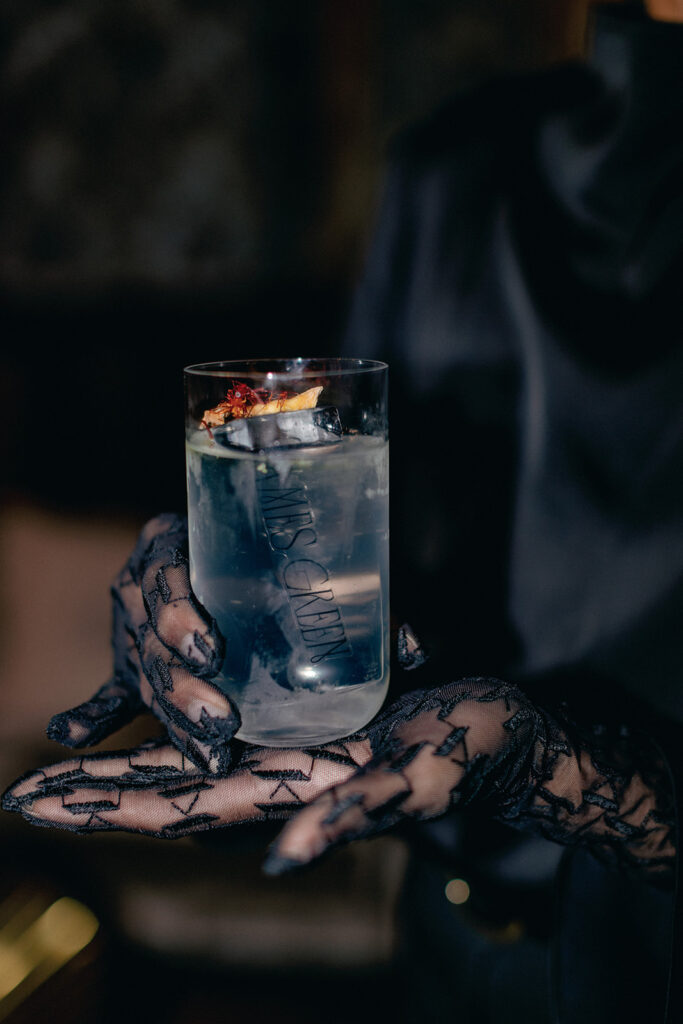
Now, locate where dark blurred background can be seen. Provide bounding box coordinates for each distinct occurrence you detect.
[0,2,588,1021]
[1,0,587,520]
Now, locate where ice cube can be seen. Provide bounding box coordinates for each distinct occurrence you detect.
[214,406,342,452]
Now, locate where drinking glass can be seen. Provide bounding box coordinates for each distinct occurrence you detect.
[184,357,389,746]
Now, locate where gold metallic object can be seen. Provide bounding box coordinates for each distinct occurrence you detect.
[0,890,99,1020]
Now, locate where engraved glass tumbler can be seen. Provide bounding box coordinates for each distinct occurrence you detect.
[184,357,389,746]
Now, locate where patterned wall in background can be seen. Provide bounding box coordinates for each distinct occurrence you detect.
[1,0,586,294]
[2,1,262,291]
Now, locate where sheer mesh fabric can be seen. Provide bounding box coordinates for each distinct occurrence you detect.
[46,514,239,773]
[268,681,675,879]
[3,737,369,839]
[1,516,674,882]
[4,671,675,885]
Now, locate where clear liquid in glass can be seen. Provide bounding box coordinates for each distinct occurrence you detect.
[186,431,389,746]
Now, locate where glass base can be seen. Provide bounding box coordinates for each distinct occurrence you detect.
[230,676,389,748]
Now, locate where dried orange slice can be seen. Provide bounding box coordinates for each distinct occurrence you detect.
[249,386,323,417]
[201,382,323,428]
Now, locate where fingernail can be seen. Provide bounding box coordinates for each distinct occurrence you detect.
[262,851,307,877]
[186,698,231,724]
[397,622,428,670]
[180,631,210,666]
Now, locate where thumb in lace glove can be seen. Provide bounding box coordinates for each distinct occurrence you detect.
[47,513,239,774]
[3,678,674,886]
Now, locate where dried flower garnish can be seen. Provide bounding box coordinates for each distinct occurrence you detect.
[201,380,323,429]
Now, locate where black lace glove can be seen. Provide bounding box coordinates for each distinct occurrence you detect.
[46,514,239,774]
[3,678,674,885]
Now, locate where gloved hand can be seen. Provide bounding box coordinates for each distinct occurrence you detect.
[46,513,239,774]
[3,677,675,884]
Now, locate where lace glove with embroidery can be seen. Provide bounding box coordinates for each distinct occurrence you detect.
[3,678,674,886]
[46,513,239,774]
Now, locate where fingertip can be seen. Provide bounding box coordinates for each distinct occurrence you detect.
[261,849,309,877]
[46,712,82,748]
[1,768,41,812]
[47,712,113,749]
[262,805,331,872]
[169,682,241,767]
[1,786,21,814]
[397,622,429,671]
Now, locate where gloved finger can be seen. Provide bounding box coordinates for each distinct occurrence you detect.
[140,548,224,678]
[141,661,240,774]
[2,737,370,837]
[134,613,239,773]
[47,517,194,750]
[1,740,202,834]
[3,737,187,805]
[46,677,144,748]
[46,588,147,749]
[120,512,223,677]
[396,622,429,671]
[114,550,239,772]
[262,716,480,875]
[113,513,215,673]
[263,679,535,873]
[45,616,237,771]
[261,756,414,874]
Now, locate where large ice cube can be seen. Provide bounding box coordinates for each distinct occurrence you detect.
[214,406,342,452]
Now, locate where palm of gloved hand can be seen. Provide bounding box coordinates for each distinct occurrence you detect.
[3,677,674,881]
[46,514,239,774]
[4,680,535,859]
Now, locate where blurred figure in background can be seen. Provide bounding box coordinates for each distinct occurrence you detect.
[3,2,683,1023]
[343,1,683,1020]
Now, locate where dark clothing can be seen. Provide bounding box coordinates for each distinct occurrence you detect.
[347,4,683,718]
[344,4,683,1021]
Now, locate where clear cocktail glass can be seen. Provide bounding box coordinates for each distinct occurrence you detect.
[184,357,389,746]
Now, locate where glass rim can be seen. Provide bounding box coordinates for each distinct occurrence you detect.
[184,357,388,380]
